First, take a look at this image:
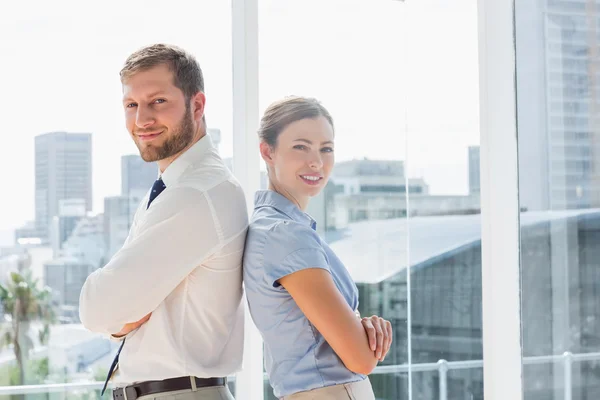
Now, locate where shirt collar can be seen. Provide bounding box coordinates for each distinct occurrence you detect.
[160,134,214,187]
[254,190,317,230]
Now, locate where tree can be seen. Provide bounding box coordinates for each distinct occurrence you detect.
[0,253,56,386]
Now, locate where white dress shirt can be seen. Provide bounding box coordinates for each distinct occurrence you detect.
[79,135,248,384]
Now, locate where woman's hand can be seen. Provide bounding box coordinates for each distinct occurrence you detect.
[361,315,393,361]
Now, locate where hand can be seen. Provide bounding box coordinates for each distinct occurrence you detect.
[112,313,152,338]
[361,315,393,362]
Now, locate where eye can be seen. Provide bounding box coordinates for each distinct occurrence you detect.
[293,144,308,150]
[153,99,166,104]
[321,147,334,153]
[126,103,137,108]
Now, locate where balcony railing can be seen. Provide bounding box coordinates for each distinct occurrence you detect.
[0,351,598,400]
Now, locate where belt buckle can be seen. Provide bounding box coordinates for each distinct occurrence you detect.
[112,386,137,400]
[112,387,124,400]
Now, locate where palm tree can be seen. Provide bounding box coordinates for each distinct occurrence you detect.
[0,252,56,385]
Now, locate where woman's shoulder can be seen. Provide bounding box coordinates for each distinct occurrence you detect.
[249,215,322,256]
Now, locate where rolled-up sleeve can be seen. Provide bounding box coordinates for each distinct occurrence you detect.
[79,187,221,335]
[263,221,330,288]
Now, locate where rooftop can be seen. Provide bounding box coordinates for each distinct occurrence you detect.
[327,209,600,284]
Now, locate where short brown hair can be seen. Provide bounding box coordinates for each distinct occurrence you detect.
[120,44,204,102]
[258,96,334,147]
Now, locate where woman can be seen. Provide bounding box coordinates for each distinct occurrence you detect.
[243,96,393,399]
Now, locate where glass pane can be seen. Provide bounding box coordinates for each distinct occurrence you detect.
[0,0,233,393]
[404,1,483,399]
[258,0,409,398]
[516,0,600,399]
[256,1,482,398]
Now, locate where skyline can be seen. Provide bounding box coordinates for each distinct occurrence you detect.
[0,129,477,247]
[1,0,480,235]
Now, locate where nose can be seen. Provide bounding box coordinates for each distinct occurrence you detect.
[135,105,156,130]
[308,151,324,170]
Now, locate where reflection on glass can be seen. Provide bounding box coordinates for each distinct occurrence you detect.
[516,0,600,399]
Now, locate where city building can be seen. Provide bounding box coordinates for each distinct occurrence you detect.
[47,324,113,377]
[44,215,104,323]
[328,209,600,400]
[44,256,96,321]
[48,198,87,254]
[34,132,92,242]
[0,246,53,284]
[516,1,600,211]
[14,221,46,246]
[121,155,156,200]
[103,195,142,260]
[309,159,480,232]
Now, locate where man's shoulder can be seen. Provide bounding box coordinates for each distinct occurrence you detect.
[161,180,245,212]
[178,156,240,192]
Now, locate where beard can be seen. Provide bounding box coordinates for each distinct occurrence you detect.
[136,105,195,162]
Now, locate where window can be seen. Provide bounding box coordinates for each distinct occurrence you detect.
[516,0,600,398]
[3,0,591,399]
[0,0,235,394]
[257,0,481,398]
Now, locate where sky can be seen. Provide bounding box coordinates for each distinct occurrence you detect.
[0,0,480,242]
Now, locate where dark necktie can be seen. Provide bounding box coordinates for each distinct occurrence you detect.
[147,177,167,209]
[100,177,166,395]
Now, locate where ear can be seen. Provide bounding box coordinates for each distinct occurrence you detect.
[259,142,275,167]
[191,91,206,123]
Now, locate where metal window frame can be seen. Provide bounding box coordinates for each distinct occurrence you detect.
[478,0,524,399]
[231,0,264,399]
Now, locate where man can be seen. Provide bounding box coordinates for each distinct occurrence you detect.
[79,44,247,400]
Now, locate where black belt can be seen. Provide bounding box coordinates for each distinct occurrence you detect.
[112,377,226,400]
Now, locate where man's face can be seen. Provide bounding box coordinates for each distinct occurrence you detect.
[122,64,195,163]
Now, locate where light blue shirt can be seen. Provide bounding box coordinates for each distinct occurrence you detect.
[243,190,365,398]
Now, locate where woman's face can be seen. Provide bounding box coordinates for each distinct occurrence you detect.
[261,116,335,209]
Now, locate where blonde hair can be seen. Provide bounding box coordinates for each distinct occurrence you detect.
[120,44,204,102]
[258,96,334,147]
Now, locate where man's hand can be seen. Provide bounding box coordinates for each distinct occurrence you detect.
[361,315,393,361]
[112,313,152,338]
